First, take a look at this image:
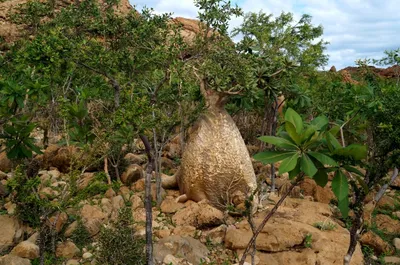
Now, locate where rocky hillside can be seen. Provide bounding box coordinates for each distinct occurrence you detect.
[1,139,400,264]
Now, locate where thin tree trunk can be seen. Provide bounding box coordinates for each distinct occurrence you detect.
[104,157,111,185]
[239,175,303,265]
[374,167,399,203]
[139,134,154,265]
[343,206,363,265]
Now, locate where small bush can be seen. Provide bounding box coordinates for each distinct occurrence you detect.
[70,218,92,249]
[303,234,312,248]
[313,221,337,231]
[97,207,145,265]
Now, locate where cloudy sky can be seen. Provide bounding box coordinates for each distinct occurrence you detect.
[132,0,400,70]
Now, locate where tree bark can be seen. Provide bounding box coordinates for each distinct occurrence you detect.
[139,134,154,265]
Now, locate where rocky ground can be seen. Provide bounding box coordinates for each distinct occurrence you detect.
[0,143,400,265]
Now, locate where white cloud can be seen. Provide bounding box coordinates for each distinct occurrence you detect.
[130,0,400,70]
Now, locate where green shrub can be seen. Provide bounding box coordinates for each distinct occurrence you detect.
[70,218,92,249]
[97,207,145,265]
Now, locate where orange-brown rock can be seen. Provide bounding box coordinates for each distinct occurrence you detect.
[299,178,335,203]
[375,214,400,234]
[360,231,392,255]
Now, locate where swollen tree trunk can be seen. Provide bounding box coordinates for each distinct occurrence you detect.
[139,135,154,265]
[177,81,257,209]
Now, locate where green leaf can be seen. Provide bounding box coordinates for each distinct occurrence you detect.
[310,115,329,131]
[285,121,301,145]
[300,126,316,144]
[332,170,349,201]
[284,108,303,134]
[279,153,300,175]
[258,136,298,150]
[254,151,295,164]
[326,132,342,152]
[313,170,328,187]
[334,144,367,160]
[308,152,338,167]
[300,154,318,177]
[342,165,364,177]
[329,125,340,136]
[338,195,349,218]
[289,163,301,179]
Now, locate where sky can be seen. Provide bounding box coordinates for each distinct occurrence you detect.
[131,0,400,70]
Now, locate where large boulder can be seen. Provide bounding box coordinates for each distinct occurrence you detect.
[225,198,364,265]
[80,204,108,236]
[0,216,23,252]
[375,214,400,234]
[154,236,209,265]
[11,241,39,259]
[172,200,224,228]
[0,254,31,265]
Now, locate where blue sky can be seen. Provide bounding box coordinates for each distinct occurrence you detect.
[131,0,400,70]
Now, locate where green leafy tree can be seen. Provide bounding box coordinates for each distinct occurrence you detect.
[240,108,366,264]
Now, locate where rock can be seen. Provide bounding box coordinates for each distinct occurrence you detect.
[132,178,145,191]
[39,187,60,199]
[124,153,146,165]
[0,215,22,252]
[385,256,400,264]
[118,186,131,200]
[363,202,376,226]
[163,254,184,265]
[375,214,400,234]
[360,231,392,254]
[164,143,182,159]
[160,198,185,213]
[121,164,143,185]
[0,152,12,172]
[55,241,80,259]
[0,182,9,197]
[161,157,175,171]
[4,202,16,215]
[393,238,400,250]
[100,198,113,216]
[155,229,171,239]
[225,198,363,265]
[130,194,144,210]
[66,260,80,265]
[196,201,224,227]
[77,172,95,190]
[0,171,7,180]
[112,195,125,212]
[47,169,61,180]
[82,252,93,259]
[104,188,116,198]
[11,241,39,259]
[0,254,31,265]
[377,195,397,209]
[47,212,68,233]
[200,225,227,245]
[329,66,337,72]
[27,233,39,244]
[172,201,224,228]
[173,226,197,237]
[132,208,146,222]
[154,236,209,265]
[299,178,334,203]
[80,204,108,236]
[64,221,78,238]
[151,183,166,202]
